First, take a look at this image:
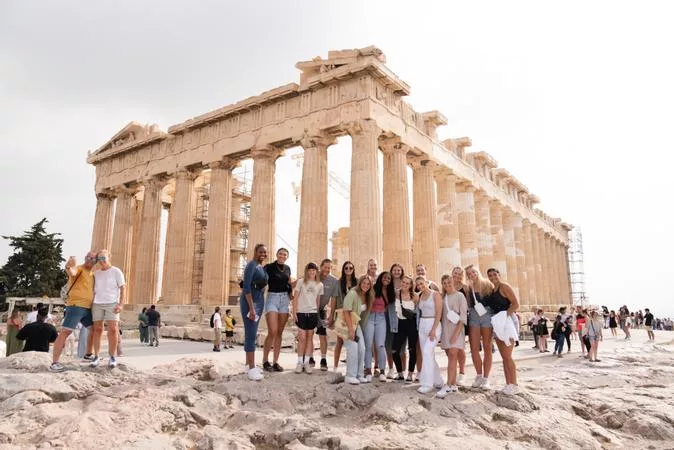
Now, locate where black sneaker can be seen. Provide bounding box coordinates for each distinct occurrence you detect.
[263,361,273,372]
[82,353,95,361]
[213,347,221,352]
[309,357,316,367]
[320,358,328,371]
[272,363,284,372]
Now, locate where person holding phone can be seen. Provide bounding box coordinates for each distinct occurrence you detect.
[240,243,269,381]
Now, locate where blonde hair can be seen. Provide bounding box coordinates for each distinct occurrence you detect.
[440,274,456,296]
[464,264,494,298]
[355,274,374,310]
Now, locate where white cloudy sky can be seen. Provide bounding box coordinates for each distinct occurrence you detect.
[1,1,672,317]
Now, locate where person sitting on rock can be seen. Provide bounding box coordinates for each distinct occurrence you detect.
[16,307,58,353]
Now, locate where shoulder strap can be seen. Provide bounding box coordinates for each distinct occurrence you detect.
[66,269,83,297]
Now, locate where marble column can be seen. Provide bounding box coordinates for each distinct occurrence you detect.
[522,220,536,305]
[474,191,494,273]
[110,187,136,295]
[91,190,115,251]
[456,183,479,267]
[512,213,528,304]
[248,146,282,259]
[127,195,143,303]
[436,171,461,272]
[411,158,439,281]
[489,200,508,279]
[539,229,551,306]
[132,177,166,304]
[381,137,411,271]
[557,241,568,305]
[163,169,198,305]
[297,134,335,272]
[348,120,382,275]
[202,159,236,305]
[531,225,544,307]
[544,233,555,306]
[502,209,520,297]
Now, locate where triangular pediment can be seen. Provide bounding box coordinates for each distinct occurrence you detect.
[88,121,164,161]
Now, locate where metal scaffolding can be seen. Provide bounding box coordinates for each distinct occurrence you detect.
[569,227,588,307]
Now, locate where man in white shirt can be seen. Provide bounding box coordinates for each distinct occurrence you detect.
[90,250,126,368]
[25,302,54,325]
[212,307,222,352]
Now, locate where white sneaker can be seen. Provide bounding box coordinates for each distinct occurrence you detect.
[472,375,483,388]
[90,356,100,368]
[480,377,490,389]
[304,362,313,374]
[345,376,360,385]
[449,384,459,393]
[457,373,465,385]
[358,376,368,383]
[436,384,452,399]
[386,368,396,379]
[247,367,264,381]
[295,363,303,374]
[417,385,434,394]
[108,356,117,369]
[379,373,387,382]
[365,374,372,383]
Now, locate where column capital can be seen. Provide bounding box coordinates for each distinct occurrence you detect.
[95,189,116,200]
[408,157,437,170]
[250,145,284,161]
[344,119,379,137]
[112,184,140,197]
[208,157,237,171]
[172,167,201,181]
[456,182,476,193]
[433,166,456,180]
[298,132,337,150]
[379,136,409,155]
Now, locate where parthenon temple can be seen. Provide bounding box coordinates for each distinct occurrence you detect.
[87,46,572,313]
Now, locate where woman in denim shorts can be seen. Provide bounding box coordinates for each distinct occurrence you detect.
[262,248,292,372]
[240,243,269,381]
[465,265,495,389]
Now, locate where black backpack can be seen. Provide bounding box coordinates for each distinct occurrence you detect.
[210,314,215,328]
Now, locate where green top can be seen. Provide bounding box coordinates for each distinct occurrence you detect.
[342,289,363,324]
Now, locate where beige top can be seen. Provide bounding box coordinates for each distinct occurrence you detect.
[444,292,468,325]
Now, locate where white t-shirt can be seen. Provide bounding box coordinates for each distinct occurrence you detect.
[213,312,222,328]
[93,267,126,304]
[294,279,324,314]
[25,311,54,324]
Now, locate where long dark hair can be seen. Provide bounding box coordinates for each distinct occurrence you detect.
[374,271,395,304]
[340,260,357,296]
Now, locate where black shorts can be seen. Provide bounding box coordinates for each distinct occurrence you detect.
[296,312,319,331]
[316,309,327,336]
[225,331,234,337]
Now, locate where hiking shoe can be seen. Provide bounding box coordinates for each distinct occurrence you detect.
[109,356,117,368]
[49,362,66,372]
[90,356,100,368]
[272,363,284,372]
[309,357,316,367]
[263,361,273,372]
[320,358,328,371]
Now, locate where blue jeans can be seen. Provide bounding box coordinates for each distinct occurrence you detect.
[364,312,387,370]
[345,325,365,379]
[240,294,265,352]
[554,333,565,354]
[62,306,93,330]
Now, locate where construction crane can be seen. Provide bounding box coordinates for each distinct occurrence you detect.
[290,151,350,201]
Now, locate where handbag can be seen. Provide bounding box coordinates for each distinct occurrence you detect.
[472,290,487,316]
[334,308,362,340]
[400,297,416,320]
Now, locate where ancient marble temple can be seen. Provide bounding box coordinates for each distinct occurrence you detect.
[87,46,572,312]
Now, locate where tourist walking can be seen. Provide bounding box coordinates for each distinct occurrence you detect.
[329,261,357,371]
[146,305,161,347]
[392,275,419,381]
[50,252,96,372]
[211,306,222,352]
[451,267,469,384]
[609,310,618,336]
[262,248,292,372]
[486,268,520,395]
[316,258,339,371]
[138,307,149,344]
[576,309,587,356]
[535,309,549,352]
[584,308,603,362]
[465,265,495,388]
[16,307,58,352]
[644,308,655,341]
[415,276,443,394]
[552,314,566,357]
[90,250,126,369]
[342,275,372,385]
[223,309,235,349]
[559,307,572,352]
[240,243,269,381]
[292,262,323,374]
[437,274,467,398]
[621,306,632,340]
[5,309,23,356]
[365,272,393,382]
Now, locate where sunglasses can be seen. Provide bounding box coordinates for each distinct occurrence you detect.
[345,266,354,270]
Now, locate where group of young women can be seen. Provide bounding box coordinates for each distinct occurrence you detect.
[239,243,521,396]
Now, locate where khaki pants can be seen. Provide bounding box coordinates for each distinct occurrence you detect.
[214,327,221,348]
[148,326,159,345]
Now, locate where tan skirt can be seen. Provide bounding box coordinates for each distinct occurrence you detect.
[440,318,465,350]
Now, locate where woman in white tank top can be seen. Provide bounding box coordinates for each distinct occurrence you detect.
[414,276,444,394]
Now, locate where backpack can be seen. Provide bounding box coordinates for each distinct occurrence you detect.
[210,314,215,328]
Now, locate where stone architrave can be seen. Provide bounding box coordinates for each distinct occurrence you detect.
[456,183,479,267]
[91,190,115,251]
[381,137,411,271]
[522,220,537,305]
[502,209,520,298]
[474,191,494,273]
[163,169,199,305]
[489,200,508,279]
[531,225,544,307]
[436,171,461,272]
[132,177,166,304]
[347,120,382,275]
[297,133,336,272]
[411,158,439,281]
[202,159,236,305]
[248,146,283,259]
[110,187,136,293]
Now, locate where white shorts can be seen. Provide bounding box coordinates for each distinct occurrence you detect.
[92,303,120,322]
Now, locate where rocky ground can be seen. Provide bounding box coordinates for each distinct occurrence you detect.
[1,332,673,449]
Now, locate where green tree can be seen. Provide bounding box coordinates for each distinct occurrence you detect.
[0,218,67,298]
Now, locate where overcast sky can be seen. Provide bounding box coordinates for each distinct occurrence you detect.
[1,1,672,317]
